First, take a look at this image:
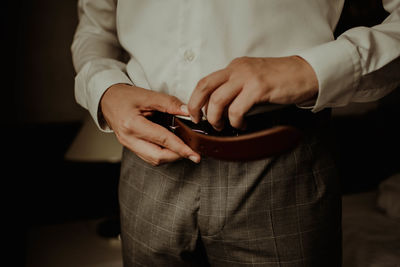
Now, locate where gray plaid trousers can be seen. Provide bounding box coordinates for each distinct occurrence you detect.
[118,129,342,266]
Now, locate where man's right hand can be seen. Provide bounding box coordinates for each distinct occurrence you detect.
[100,84,201,166]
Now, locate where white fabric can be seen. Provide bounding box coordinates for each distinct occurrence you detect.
[71,0,400,131]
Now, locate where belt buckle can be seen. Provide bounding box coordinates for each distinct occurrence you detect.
[169,116,209,135]
[172,115,243,137]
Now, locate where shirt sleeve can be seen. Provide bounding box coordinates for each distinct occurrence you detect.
[296,0,400,112]
[71,0,133,131]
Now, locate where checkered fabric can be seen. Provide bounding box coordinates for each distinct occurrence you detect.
[118,128,342,266]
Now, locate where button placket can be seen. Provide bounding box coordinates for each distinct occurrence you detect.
[176,0,203,103]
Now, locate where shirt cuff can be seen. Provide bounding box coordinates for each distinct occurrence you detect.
[295,38,362,112]
[86,69,133,131]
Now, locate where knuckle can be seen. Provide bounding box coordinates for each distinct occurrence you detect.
[229,58,252,78]
[119,118,135,135]
[242,63,254,74]
[230,56,250,68]
[209,92,225,107]
[255,73,267,84]
[248,77,263,91]
[230,56,246,65]
[157,134,169,147]
[196,78,209,92]
[228,106,242,123]
[246,76,267,96]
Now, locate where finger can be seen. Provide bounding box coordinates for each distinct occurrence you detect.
[133,116,200,162]
[206,79,243,130]
[227,86,259,129]
[124,136,182,166]
[188,69,230,123]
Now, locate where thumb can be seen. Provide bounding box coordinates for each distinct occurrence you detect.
[149,93,189,116]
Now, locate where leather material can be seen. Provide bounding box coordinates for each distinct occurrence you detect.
[150,105,330,161]
[174,118,302,161]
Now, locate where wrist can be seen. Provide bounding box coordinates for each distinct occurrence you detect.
[292,55,319,103]
[99,83,134,130]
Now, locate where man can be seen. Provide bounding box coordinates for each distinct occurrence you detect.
[71,0,400,266]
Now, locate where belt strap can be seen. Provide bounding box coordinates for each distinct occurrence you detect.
[173,117,301,161]
[150,106,329,161]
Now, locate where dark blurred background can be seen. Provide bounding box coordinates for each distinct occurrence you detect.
[4,1,121,266]
[3,1,400,266]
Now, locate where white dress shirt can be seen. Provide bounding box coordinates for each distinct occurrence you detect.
[71,0,400,131]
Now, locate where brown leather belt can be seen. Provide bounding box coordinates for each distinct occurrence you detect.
[150,105,330,161]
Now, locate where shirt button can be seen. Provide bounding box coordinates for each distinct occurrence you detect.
[184,49,195,62]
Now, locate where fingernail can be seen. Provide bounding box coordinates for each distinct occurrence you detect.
[180,105,189,114]
[189,155,200,163]
[190,115,200,124]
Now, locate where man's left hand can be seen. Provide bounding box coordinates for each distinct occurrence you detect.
[188,56,319,130]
